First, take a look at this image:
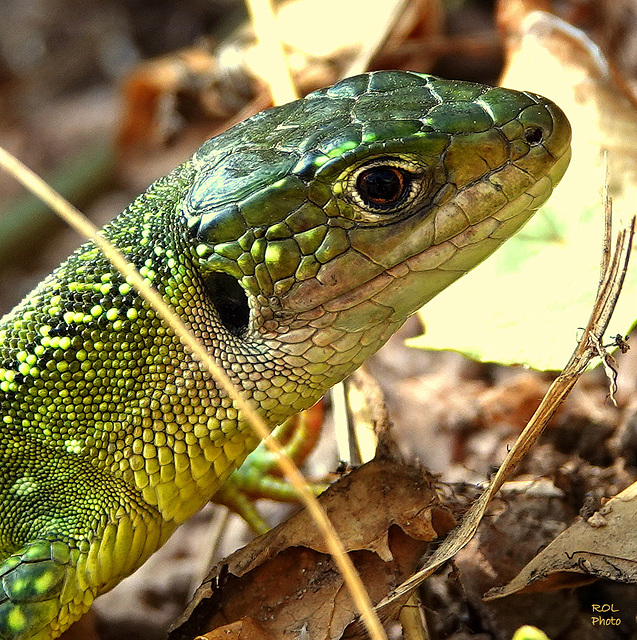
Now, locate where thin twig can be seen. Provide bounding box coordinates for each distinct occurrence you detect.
[598,159,612,290]
[344,0,411,77]
[245,0,298,104]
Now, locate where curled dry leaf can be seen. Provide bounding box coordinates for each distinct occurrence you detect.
[168,455,455,640]
[484,481,637,599]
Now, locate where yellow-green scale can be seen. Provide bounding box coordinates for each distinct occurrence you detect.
[0,165,261,617]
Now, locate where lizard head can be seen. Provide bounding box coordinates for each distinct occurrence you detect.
[182,71,571,386]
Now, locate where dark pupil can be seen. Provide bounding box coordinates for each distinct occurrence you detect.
[357,167,405,207]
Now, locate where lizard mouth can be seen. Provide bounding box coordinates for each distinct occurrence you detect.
[404,144,571,278]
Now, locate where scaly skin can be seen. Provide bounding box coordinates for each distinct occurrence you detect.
[0,71,571,638]
[215,403,326,534]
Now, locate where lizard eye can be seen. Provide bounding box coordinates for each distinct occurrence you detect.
[356,166,408,208]
[342,156,427,220]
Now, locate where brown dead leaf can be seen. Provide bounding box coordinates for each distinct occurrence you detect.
[485,481,637,599]
[479,372,550,432]
[196,618,277,640]
[117,46,221,152]
[452,488,581,640]
[168,455,455,640]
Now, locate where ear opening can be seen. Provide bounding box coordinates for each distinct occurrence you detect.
[202,271,250,337]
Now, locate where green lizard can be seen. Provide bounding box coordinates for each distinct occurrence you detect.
[0,70,571,639]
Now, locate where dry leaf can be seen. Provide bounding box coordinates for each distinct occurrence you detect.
[196,618,277,640]
[485,481,637,598]
[168,455,455,640]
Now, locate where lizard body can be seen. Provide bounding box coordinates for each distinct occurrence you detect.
[0,71,571,639]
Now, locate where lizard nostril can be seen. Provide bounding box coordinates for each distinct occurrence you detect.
[524,125,544,146]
